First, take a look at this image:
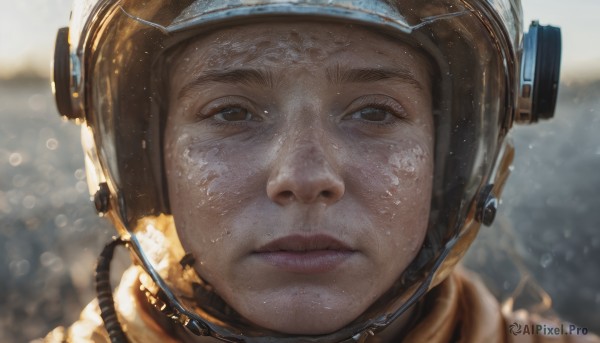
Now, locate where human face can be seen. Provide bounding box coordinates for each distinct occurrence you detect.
[164,22,434,335]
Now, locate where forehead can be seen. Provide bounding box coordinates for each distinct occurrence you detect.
[169,21,430,78]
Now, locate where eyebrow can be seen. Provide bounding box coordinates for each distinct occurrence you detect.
[178,68,275,100]
[326,65,423,90]
[177,65,423,100]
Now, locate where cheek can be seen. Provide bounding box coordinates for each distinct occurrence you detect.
[385,143,432,209]
[348,138,433,252]
[165,139,229,211]
[164,130,258,253]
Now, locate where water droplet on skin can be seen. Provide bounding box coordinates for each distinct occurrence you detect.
[380,191,393,199]
[385,230,391,236]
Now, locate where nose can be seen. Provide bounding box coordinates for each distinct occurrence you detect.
[267,142,345,206]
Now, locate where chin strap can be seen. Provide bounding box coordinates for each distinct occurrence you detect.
[96,237,129,343]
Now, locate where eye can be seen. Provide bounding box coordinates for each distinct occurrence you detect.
[349,107,391,122]
[342,95,410,127]
[214,107,253,122]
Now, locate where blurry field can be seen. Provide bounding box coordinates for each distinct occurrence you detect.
[0,76,599,342]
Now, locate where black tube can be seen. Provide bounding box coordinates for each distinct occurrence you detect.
[96,238,129,343]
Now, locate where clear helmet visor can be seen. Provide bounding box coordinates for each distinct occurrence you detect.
[63,0,527,341]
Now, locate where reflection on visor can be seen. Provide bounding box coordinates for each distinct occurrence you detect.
[117,0,475,35]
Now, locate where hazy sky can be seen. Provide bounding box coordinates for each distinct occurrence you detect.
[1,0,599,79]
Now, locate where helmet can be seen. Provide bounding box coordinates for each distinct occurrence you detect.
[52,0,561,341]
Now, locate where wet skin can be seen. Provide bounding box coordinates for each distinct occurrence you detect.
[164,22,434,336]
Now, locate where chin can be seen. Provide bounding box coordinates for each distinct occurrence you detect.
[233,291,363,335]
[252,309,353,335]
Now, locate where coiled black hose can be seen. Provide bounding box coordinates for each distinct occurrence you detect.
[96,238,128,343]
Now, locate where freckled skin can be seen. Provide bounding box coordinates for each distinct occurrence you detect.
[164,22,434,336]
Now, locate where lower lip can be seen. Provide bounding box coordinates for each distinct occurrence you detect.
[255,250,354,274]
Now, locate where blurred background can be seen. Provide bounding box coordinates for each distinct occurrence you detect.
[0,1,599,342]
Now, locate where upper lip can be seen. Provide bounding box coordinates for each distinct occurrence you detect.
[255,234,354,253]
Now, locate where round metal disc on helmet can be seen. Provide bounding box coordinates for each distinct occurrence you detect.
[53,27,77,119]
[517,21,562,123]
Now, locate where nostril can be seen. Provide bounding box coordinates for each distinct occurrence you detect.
[321,190,333,198]
[279,190,294,200]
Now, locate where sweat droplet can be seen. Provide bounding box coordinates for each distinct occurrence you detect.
[380,191,392,199]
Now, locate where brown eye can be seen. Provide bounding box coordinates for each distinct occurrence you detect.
[215,107,252,121]
[350,107,390,122]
